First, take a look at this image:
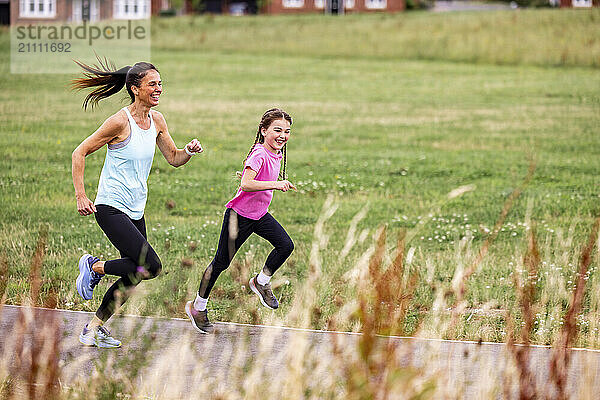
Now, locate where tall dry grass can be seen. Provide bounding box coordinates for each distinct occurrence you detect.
[1,190,599,399]
[1,226,61,400]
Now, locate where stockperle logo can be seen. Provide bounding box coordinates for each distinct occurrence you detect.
[11,19,150,74]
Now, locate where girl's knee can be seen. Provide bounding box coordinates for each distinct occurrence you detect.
[281,238,294,257]
[211,260,230,274]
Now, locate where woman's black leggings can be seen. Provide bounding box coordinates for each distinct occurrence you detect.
[198,208,294,298]
[94,204,162,322]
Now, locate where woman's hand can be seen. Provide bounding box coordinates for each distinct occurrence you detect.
[76,194,96,216]
[185,139,203,155]
[275,180,297,192]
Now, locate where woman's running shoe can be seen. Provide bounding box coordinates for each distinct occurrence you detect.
[79,324,122,348]
[76,254,103,300]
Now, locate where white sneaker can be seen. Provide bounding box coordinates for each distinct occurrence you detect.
[79,324,122,348]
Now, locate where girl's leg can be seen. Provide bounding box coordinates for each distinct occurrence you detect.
[187,209,255,334]
[254,212,294,276]
[247,213,293,310]
[197,209,254,299]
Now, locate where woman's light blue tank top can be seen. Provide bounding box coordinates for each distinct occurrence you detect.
[94,107,157,220]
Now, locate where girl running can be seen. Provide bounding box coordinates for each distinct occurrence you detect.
[186,108,296,333]
[71,59,203,347]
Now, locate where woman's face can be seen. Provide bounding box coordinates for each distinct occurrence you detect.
[261,118,291,153]
[133,69,162,107]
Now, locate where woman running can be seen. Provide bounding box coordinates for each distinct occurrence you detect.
[186,108,296,334]
[71,59,203,347]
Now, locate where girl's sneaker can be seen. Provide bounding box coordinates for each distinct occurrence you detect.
[79,324,122,348]
[76,254,103,300]
[185,301,214,334]
[249,275,279,310]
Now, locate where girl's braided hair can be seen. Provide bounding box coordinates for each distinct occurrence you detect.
[241,108,292,180]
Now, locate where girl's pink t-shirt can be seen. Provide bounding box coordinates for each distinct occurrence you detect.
[226,144,282,220]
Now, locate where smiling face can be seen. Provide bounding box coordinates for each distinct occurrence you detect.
[131,69,162,107]
[261,118,291,154]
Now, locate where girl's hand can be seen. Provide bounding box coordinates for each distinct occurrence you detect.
[185,139,203,155]
[76,194,96,216]
[275,180,297,192]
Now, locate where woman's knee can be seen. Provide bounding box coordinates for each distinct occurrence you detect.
[136,242,162,279]
[147,256,162,278]
[138,253,162,280]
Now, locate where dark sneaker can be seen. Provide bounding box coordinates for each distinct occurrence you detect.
[249,275,279,310]
[76,254,102,300]
[79,324,121,348]
[185,301,214,334]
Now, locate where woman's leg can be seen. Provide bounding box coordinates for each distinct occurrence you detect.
[94,205,162,322]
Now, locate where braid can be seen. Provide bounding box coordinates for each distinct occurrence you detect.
[236,130,261,179]
[279,144,287,181]
[243,130,261,168]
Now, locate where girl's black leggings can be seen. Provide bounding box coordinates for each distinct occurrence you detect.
[198,208,294,298]
[94,204,162,322]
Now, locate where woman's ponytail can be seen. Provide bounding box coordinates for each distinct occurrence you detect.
[72,57,130,110]
[72,56,158,110]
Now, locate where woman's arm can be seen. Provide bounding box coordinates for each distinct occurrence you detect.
[72,113,126,216]
[154,111,202,167]
[240,167,296,192]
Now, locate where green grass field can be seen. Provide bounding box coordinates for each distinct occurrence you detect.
[1,9,599,346]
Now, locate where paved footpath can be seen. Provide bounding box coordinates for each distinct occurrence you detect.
[1,305,599,398]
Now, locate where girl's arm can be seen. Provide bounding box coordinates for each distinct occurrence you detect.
[71,113,127,216]
[154,111,202,167]
[240,167,296,192]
